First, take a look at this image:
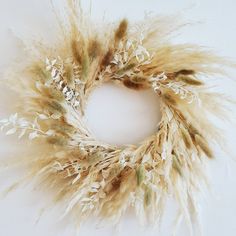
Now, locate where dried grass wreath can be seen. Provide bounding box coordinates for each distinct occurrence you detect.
[0,0,234,233]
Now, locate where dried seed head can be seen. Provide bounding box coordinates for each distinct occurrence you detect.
[41,87,64,102]
[162,93,177,106]
[101,48,114,68]
[123,78,148,90]
[88,39,102,61]
[47,135,67,146]
[180,127,192,149]
[188,124,201,138]
[131,75,147,83]
[111,178,121,192]
[81,52,89,80]
[43,100,66,116]
[120,166,133,179]
[116,63,136,76]
[114,19,128,43]
[172,155,182,176]
[177,75,203,86]
[194,134,213,158]
[175,109,188,124]
[176,69,195,76]
[71,39,82,64]
[51,122,75,135]
[64,64,74,86]
[30,64,50,82]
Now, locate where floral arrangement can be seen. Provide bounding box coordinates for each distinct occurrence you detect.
[0,0,234,234]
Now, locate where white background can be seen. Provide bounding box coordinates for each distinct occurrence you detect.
[0,0,236,235]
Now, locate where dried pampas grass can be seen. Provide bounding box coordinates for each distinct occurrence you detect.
[0,0,235,234]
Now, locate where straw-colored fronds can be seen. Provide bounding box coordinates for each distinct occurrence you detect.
[0,0,234,234]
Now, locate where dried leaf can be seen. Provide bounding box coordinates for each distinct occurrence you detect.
[29,131,39,140]
[6,128,17,135]
[136,165,145,186]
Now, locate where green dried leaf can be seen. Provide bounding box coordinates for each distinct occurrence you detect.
[136,165,145,186]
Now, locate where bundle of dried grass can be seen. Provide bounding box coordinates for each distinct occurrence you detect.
[0,0,234,234]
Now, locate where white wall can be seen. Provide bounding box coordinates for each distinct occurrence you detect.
[0,0,236,235]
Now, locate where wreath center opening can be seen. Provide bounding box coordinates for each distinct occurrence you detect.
[84,82,161,146]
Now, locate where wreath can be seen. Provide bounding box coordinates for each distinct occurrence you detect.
[0,1,234,233]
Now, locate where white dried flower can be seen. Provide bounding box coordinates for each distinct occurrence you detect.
[167,82,201,105]
[150,72,168,92]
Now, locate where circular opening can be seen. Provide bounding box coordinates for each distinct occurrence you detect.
[84,83,161,146]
